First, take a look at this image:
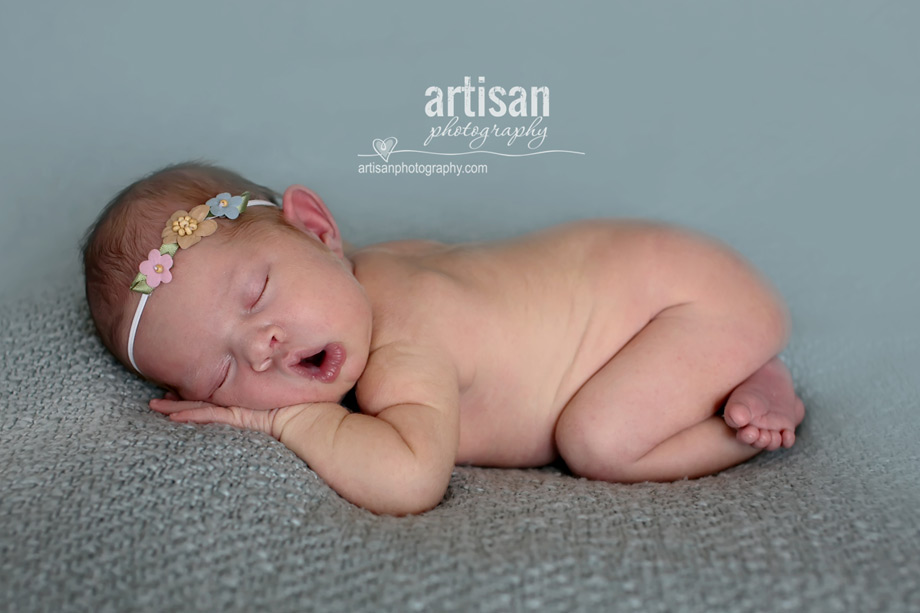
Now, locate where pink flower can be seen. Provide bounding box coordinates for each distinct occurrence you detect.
[138,250,174,288]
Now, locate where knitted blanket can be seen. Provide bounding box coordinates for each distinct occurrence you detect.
[2,284,918,613]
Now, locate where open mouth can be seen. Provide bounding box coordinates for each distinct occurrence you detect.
[290,343,345,383]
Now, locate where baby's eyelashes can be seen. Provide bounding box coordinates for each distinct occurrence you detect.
[249,275,269,310]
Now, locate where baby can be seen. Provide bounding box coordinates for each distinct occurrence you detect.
[83,162,805,515]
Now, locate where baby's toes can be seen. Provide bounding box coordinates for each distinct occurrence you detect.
[737,425,761,445]
[781,429,796,448]
[765,430,783,451]
[724,402,753,429]
[754,429,774,449]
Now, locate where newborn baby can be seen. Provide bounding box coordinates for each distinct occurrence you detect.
[83,162,805,515]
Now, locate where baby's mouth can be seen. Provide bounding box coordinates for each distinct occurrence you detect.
[289,343,345,383]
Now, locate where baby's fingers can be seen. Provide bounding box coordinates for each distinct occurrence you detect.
[168,405,243,426]
[149,398,217,415]
[166,404,277,436]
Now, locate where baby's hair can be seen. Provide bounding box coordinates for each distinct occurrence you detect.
[81,161,281,372]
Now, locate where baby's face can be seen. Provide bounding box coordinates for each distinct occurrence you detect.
[130,222,372,410]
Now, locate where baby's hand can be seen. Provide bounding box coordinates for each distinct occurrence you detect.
[149,396,286,439]
[151,389,458,515]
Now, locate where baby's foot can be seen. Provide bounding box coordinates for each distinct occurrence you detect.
[723,357,805,451]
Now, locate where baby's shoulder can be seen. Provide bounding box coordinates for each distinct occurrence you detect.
[351,239,461,310]
[352,239,453,289]
[353,238,447,259]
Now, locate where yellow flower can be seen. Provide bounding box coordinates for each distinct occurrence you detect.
[160,204,218,249]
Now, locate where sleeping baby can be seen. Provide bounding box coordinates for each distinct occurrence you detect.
[82,162,805,515]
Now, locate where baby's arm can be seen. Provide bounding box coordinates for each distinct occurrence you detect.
[151,345,459,516]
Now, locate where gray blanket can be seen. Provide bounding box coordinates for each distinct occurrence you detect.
[3,0,920,610]
[2,280,918,613]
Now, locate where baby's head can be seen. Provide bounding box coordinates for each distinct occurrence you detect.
[83,162,372,409]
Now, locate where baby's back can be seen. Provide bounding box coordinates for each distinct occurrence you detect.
[350,220,661,467]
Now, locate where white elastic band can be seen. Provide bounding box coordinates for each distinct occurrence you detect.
[127,199,277,376]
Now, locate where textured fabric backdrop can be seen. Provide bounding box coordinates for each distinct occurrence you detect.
[2,281,918,612]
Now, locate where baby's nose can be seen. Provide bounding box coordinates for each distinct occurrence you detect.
[245,326,282,372]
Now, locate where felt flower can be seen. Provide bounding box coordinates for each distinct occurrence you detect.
[207,192,247,219]
[138,249,174,288]
[161,204,217,249]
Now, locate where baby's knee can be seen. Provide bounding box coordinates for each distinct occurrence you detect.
[554,409,639,482]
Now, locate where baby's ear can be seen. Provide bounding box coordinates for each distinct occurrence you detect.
[281,185,344,256]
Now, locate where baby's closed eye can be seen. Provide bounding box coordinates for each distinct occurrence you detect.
[248,274,269,310]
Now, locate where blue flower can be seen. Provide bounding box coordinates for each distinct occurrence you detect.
[206,192,246,219]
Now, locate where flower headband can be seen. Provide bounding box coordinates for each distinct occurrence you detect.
[127,192,276,375]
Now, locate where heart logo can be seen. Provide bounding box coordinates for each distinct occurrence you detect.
[372,137,398,162]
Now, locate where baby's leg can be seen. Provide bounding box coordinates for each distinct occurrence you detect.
[555,231,800,483]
